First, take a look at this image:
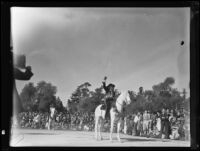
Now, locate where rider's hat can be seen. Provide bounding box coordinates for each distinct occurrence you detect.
[107,83,115,88]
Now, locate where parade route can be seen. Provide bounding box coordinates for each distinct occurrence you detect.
[10,128,190,147]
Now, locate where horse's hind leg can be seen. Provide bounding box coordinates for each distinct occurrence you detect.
[117,121,122,143]
[94,116,98,140]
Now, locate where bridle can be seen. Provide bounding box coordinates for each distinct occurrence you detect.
[116,100,123,106]
[116,93,129,107]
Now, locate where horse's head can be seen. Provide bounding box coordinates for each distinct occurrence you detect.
[119,91,131,105]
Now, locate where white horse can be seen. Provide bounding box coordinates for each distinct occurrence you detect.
[94,91,131,142]
[47,106,56,130]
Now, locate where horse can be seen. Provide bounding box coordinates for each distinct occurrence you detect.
[47,106,56,130]
[94,91,132,142]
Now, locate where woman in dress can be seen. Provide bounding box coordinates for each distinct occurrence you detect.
[156,111,161,134]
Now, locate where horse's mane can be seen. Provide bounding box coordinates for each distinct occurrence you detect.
[118,91,128,100]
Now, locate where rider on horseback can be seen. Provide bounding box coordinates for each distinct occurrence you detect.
[101,76,116,120]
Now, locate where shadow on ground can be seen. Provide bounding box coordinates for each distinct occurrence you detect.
[22,133,59,135]
[121,137,159,142]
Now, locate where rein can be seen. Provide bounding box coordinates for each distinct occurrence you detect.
[116,100,123,106]
[116,94,128,107]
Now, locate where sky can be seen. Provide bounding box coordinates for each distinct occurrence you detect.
[11,7,190,107]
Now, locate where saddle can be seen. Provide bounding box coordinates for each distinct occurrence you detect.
[100,103,106,110]
[100,98,118,120]
[100,98,116,110]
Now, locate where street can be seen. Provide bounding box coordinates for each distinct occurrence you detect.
[10,128,190,147]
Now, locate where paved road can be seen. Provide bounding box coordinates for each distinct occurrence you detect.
[10,128,190,147]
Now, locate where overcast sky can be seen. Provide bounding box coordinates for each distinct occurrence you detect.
[11,7,190,106]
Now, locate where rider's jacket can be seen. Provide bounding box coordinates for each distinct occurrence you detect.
[102,81,115,100]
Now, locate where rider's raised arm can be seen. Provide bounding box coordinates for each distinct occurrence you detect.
[102,80,108,92]
[113,90,116,97]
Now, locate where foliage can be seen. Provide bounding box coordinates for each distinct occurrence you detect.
[20,83,37,111]
[36,81,57,112]
[55,97,64,112]
[68,82,92,113]
[20,77,188,115]
[77,86,104,113]
[20,81,58,112]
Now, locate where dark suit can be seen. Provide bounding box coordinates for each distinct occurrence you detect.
[161,113,170,139]
[102,81,116,119]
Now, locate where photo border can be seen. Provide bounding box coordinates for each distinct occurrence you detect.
[1,1,199,151]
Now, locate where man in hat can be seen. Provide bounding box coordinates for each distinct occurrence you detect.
[101,76,116,120]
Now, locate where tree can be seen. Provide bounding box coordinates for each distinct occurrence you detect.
[77,97,92,113]
[38,99,51,112]
[68,82,92,113]
[55,97,64,112]
[144,90,155,101]
[20,82,37,111]
[171,88,181,97]
[163,77,175,89]
[78,82,91,98]
[125,77,186,114]
[126,93,146,114]
[36,81,57,112]
[152,77,175,96]
[76,86,103,113]
[182,88,187,100]
[91,87,104,102]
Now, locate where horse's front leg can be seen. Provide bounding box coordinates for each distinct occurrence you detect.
[109,119,114,142]
[98,119,103,140]
[117,121,122,143]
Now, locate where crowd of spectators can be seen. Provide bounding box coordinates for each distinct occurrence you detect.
[15,111,95,131]
[122,108,188,140]
[14,108,189,141]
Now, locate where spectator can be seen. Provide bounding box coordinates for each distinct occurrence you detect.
[129,115,134,135]
[133,112,139,136]
[15,107,187,141]
[137,112,143,136]
[160,108,170,139]
[123,116,128,134]
[151,112,157,133]
[147,111,152,134]
[143,110,149,136]
[156,111,161,133]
